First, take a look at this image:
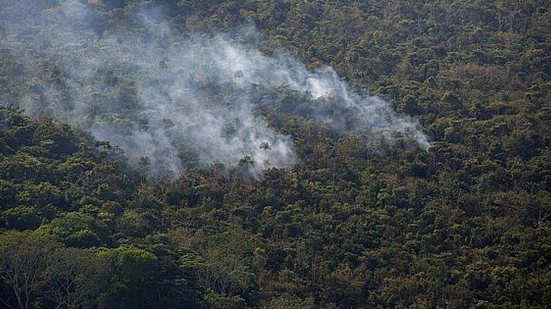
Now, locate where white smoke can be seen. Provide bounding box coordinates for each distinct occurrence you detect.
[0,0,430,178]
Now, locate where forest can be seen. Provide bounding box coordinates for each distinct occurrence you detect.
[0,0,550,308]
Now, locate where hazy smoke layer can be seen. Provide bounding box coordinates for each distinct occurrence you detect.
[0,1,430,177]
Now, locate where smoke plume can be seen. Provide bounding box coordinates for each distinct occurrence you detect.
[0,0,430,178]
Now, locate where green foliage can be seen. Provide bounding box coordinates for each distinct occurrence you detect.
[44,247,107,308]
[97,246,158,308]
[0,231,59,309]
[38,213,111,248]
[0,0,550,307]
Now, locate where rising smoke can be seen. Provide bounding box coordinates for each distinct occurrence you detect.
[0,0,430,178]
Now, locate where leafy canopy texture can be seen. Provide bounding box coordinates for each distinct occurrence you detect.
[0,0,550,308]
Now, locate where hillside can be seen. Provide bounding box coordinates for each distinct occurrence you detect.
[0,0,550,308]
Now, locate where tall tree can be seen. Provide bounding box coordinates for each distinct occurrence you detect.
[0,231,58,309]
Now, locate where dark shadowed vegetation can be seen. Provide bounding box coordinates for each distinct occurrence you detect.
[0,0,550,308]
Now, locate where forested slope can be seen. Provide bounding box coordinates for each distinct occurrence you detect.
[0,0,550,308]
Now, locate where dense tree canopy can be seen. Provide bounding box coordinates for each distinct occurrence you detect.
[0,0,550,308]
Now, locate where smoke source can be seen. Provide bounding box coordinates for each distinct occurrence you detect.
[0,1,430,178]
